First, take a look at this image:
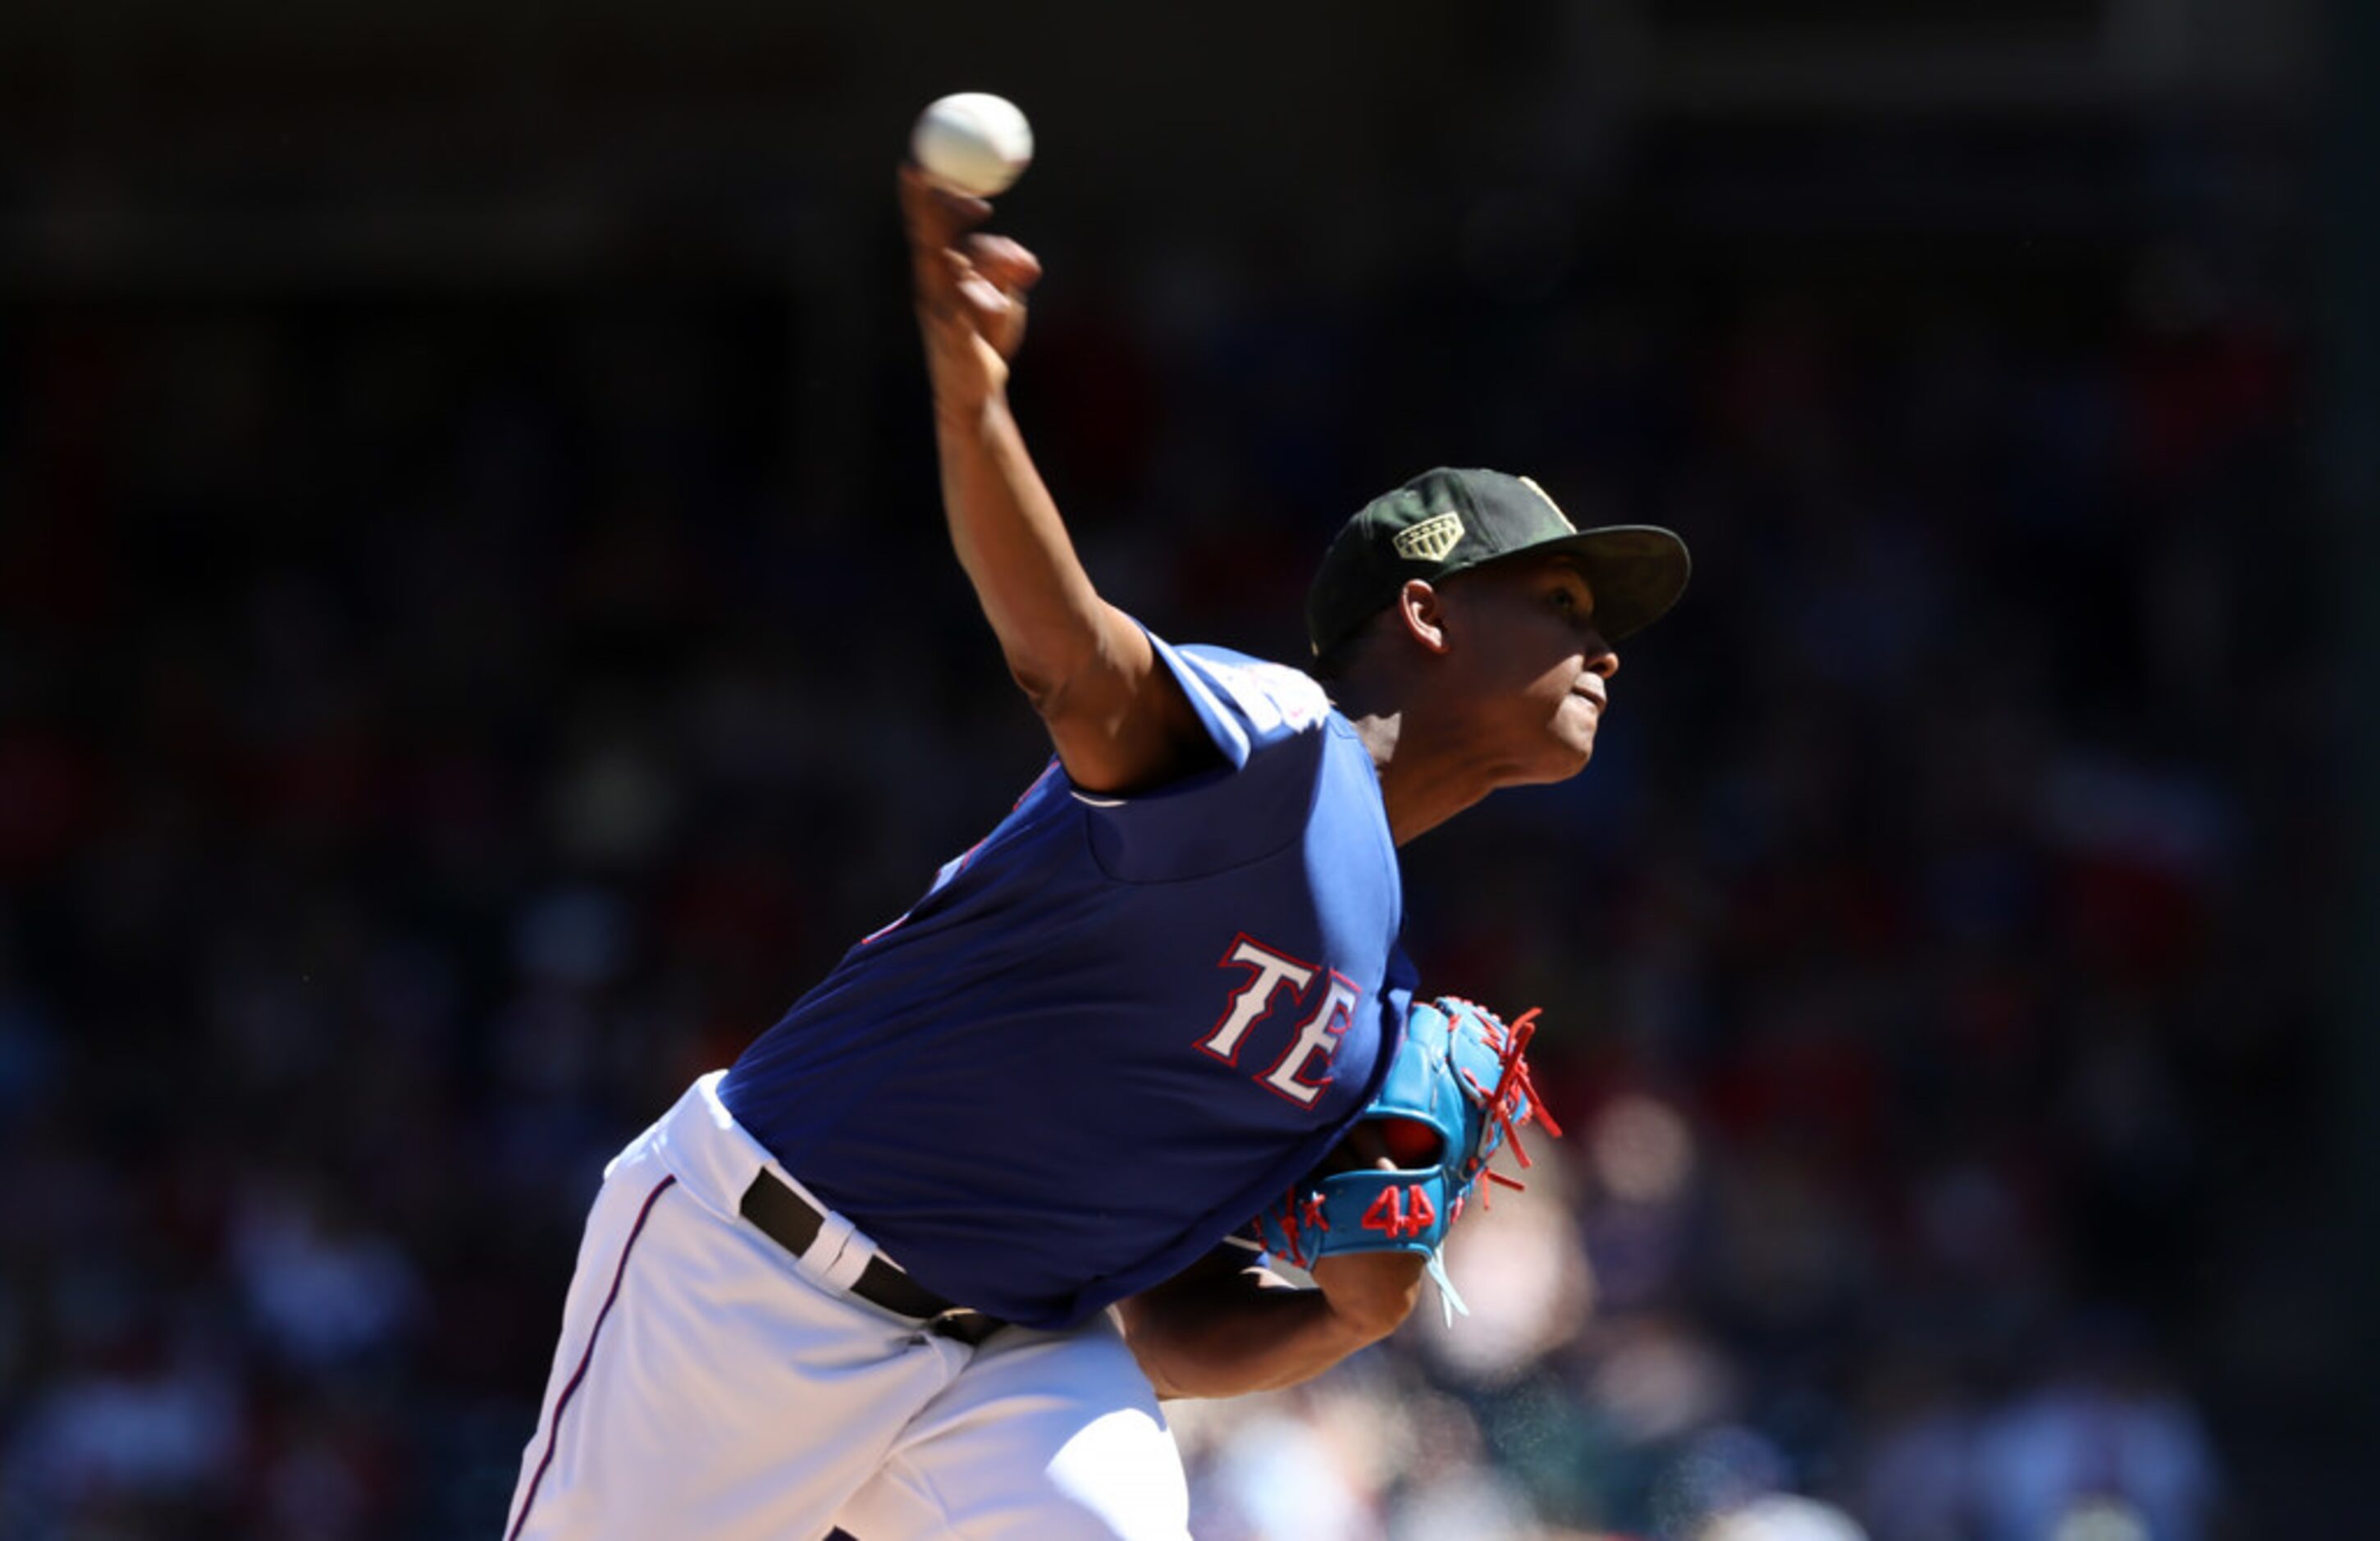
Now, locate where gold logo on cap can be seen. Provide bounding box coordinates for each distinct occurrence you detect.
[1516,475,1577,531]
[1392,511,1465,563]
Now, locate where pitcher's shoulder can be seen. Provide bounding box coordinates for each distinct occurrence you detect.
[1171,645,1334,742]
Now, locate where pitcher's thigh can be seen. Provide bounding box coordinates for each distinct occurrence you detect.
[508,1169,961,1541]
[834,1315,1190,1541]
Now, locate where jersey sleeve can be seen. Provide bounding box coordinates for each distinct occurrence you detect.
[1066,625,1348,880]
[1140,626,1334,773]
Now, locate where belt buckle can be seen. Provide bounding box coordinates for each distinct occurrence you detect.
[925,1308,1000,1347]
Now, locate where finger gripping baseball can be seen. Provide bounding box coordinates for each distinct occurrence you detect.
[1254,998,1561,1269]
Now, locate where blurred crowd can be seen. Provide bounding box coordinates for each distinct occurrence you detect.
[0,147,2346,1538]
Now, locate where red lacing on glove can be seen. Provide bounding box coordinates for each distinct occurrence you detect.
[1456,1005,1565,1209]
[1272,1186,1332,1269]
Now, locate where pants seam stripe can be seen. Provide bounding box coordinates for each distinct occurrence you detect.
[506,1172,680,1541]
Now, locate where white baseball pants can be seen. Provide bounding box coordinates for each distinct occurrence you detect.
[505,1072,1192,1541]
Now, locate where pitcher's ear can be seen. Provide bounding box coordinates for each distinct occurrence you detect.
[1394,579,1450,655]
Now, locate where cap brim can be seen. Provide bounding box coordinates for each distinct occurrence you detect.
[1489,524,1691,642]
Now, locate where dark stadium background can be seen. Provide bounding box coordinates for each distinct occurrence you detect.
[2,2,2372,1535]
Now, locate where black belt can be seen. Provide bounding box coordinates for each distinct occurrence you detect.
[738,1169,1007,1347]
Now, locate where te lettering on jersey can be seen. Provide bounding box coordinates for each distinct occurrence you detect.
[1196,935,1358,1107]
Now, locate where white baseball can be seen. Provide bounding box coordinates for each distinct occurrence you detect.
[911,93,1034,199]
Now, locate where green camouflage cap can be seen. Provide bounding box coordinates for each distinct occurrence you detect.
[1305,468,1691,659]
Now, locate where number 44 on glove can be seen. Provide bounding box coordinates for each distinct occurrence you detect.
[1254,997,1563,1325]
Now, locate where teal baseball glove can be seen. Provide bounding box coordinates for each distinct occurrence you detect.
[1253,996,1563,1319]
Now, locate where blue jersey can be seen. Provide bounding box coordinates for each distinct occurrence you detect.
[720,629,1411,1331]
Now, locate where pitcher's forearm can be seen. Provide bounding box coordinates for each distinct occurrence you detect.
[931,390,1116,708]
[1122,1283,1386,1401]
[1120,1248,1424,1401]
